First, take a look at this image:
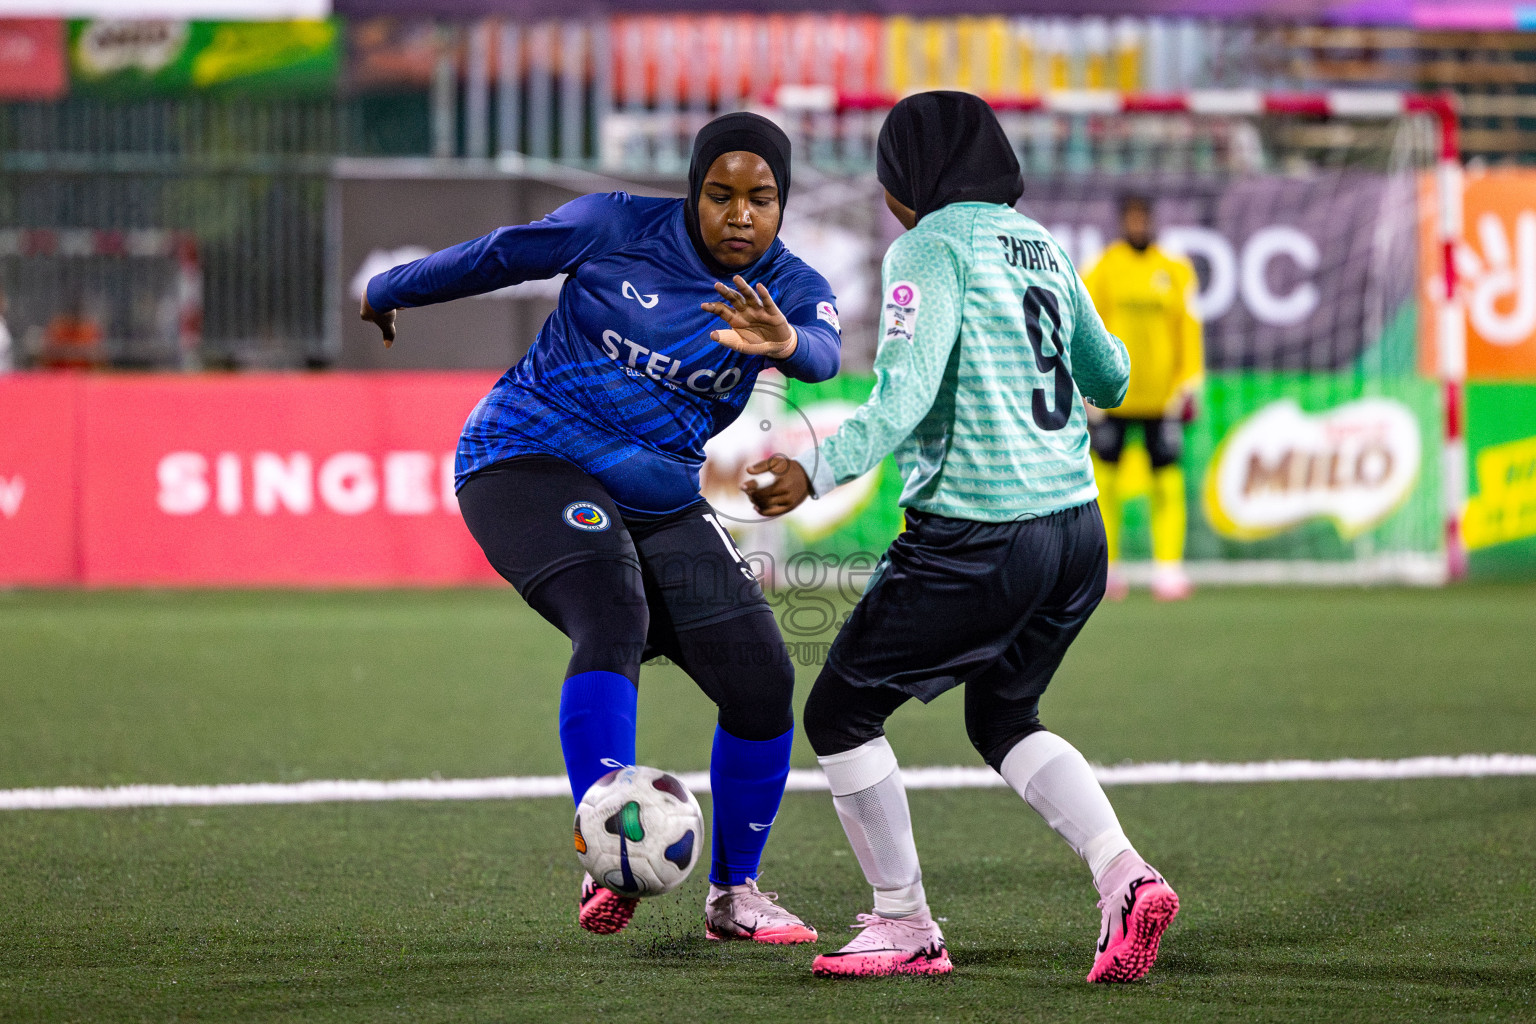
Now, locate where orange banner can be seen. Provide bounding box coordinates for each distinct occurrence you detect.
[1422,168,1536,381]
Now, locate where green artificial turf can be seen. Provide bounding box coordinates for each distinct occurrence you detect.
[0,585,1533,1021]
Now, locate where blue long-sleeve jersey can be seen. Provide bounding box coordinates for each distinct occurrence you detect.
[367,192,842,516]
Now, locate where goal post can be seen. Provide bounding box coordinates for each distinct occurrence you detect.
[765,87,1464,585]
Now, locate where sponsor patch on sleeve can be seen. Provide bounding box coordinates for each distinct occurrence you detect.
[883,281,921,342]
[816,300,841,332]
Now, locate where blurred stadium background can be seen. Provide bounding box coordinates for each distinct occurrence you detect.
[2,0,1535,584]
[0,1,1532,1021]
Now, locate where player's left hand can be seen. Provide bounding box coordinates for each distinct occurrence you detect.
[703,276,799,361]
[360,295,397,347]
[742,455,810,517]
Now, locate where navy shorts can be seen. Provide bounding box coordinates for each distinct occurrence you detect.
[820,502,1108,705]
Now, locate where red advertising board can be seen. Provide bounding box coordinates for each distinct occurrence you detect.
[0,375,79,584]
[1,372,505,587]
[0,19,65,101]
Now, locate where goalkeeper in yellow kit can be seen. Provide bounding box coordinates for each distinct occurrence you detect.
[1083,194,1203,601]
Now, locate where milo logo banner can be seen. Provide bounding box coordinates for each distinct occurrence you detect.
[1174,374,1441,564]
[1204,397,1422,542]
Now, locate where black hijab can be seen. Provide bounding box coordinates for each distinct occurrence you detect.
[876,91,1023,222]
[684,111,793,277]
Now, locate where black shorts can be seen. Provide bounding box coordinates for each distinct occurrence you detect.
[1090,415,1182,469]
[819,502,1108,704]
[458,455,768,658]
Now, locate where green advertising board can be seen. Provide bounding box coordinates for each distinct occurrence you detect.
[1466,383,1536,579]
[732,166,1536,580]
[1186,372,1440,562]
[68,19,340,96]
[779,373,904,561]
[764,359,1534,581]
[788,370,1449,573]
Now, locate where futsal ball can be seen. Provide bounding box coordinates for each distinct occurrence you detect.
[574,765,704,897]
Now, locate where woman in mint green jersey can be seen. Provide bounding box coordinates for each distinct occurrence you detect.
[746,91,1180,982]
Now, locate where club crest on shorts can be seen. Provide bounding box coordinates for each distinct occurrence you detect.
[562,501,611,532]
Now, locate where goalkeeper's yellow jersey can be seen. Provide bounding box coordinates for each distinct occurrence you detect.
[1082,241,1203,419]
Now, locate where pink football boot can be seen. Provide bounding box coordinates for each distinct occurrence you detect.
[578,873,638,935]
[812,910,953,977]
[705,878,818,944]
[1087,867,1179,982]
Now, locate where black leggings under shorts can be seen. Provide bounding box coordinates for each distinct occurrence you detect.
[457,455,793,741]
[1089,415,1183,470]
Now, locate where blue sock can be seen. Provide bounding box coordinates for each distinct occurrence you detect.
[558,671,637,805]
[709,725,793,886]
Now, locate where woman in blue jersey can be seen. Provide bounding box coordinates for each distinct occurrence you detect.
[360,113,836,942]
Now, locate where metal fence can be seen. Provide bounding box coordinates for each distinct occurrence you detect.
[0,95,336,369]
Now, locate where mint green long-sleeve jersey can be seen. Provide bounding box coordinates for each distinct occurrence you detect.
[795,201,1130,522]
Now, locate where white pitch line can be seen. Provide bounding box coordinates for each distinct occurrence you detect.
[2,754,1534,812]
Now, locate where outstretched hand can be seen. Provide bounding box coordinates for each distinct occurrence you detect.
[742,454,812,517]
[702,275,798,361]
[360,295,397,347]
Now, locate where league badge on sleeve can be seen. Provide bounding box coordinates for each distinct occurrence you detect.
[883,282,921,342]
[816,300,841,332]
[563,501,611,532]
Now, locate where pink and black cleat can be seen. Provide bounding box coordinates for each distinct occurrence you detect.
[812,910,953,977]
[705,878,818,944]
[1087,867,1179,983]
[578,873,639,935]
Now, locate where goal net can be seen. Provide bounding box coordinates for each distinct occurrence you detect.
[754,88,1463,586]
[0,228,202,371]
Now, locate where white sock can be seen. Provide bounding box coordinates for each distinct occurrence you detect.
[1094,849,1148,899]
[998,731,1136,893]
[818,737,928,919]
